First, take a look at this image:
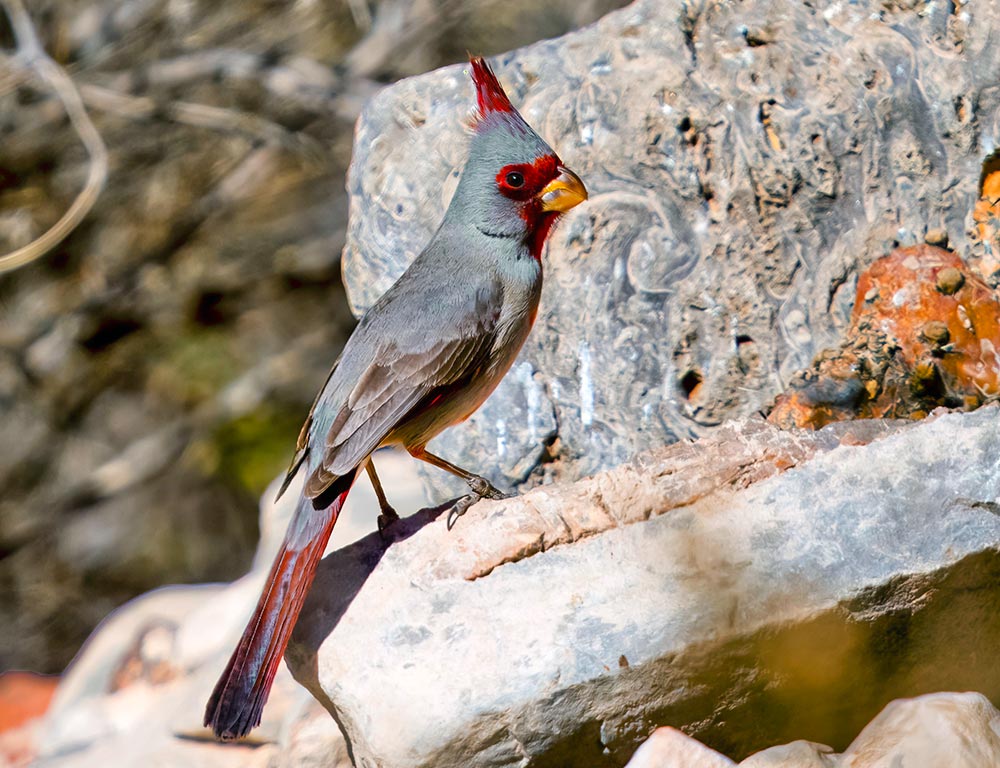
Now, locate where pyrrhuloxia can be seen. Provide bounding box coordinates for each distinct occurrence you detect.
[204,56,587,740]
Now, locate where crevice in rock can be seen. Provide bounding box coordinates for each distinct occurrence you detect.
[680,2,700,68]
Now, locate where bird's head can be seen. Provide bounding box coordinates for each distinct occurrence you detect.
[447,57,587,260]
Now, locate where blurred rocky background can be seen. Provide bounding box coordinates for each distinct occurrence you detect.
[0,0,627,676]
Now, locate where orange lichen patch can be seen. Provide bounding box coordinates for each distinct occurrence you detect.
[856,246,1000,396]
[970,167,1000,284]
[0,672,57,733]
[981,166,1000,200]
[770,245,1000,429]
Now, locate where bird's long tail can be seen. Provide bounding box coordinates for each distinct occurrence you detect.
[204,476,354,740]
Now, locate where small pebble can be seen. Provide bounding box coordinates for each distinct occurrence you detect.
[920,321,950,346]
[925,228,949,247]
[936,267,965,295]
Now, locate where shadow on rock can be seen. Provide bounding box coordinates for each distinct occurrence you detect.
[286,497,453,675]
[283,497,453,762]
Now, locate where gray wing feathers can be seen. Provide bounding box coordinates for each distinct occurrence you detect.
[301,274,502,501]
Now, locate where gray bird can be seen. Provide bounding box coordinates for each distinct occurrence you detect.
[204,56,588,740]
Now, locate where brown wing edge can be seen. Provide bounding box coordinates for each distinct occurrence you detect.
[274,356,342,502]
[297,282,502,505]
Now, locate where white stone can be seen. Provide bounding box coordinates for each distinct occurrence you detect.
[740,741,838,767]
[840,692,1000,768]
[625,727,734,768]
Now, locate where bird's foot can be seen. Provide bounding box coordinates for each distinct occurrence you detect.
[377,506,400,540]
[465,475,509,501]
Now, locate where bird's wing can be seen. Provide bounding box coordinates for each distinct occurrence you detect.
[301,277,502,503]
[275,357,341,501]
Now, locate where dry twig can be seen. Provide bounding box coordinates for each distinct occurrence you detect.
[0,0,108,275]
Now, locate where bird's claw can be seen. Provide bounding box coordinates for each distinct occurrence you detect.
[447,479,513,529]
[377,506,400,540]
[447,493,480,530]
[466,476,509,500]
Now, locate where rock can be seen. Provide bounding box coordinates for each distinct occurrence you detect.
[343,0,1000,497]
[624,727,734,768]
[924,228,949,248]
[278,701,354,768]
[0,673,57,733]
[970,165,1000,285]
[623,693,1000,766]
[286,407,1000,766]
[0,672,57,767]
[739,741,837,767]
[838,692,1000,768]
[0,719,44,768]
[768,245,1000,429]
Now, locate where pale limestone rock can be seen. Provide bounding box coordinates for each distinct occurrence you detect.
[625,727,734,768]
[840,692,1000,768]
[287,407,1000,766]
[627,693,1000,767]
[739,741,838,767]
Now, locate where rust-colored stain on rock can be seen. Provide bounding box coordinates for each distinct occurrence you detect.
[0,671,58,768]
[970,168,1000,284]
[770,245,1000,429]
[0,672,56,733]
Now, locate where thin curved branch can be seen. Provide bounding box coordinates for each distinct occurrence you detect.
[78,83,327,163]
[0,0,108,275]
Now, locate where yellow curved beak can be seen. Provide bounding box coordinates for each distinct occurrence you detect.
[538,166,588,213]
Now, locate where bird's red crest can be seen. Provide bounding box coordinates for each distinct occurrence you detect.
[470,57,515,117]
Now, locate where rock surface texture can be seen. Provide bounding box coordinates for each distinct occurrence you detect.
[343,0,1000,497]
[286,407,1000,766]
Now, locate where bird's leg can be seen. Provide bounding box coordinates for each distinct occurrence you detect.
[409,448,509,528]
[410,449,509,500]
[365,459,399,535]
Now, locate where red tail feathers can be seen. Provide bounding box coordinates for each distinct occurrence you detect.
[204,483,352,740]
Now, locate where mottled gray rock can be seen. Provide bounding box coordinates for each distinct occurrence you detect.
[739,741,837,767]
[286,407,1000,766]
[343,0,1000,497]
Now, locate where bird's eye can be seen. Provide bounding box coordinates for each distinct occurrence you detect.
[505,171,525,188]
